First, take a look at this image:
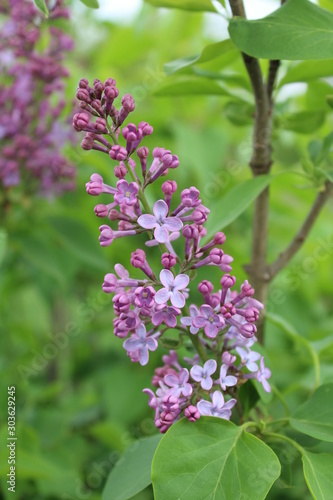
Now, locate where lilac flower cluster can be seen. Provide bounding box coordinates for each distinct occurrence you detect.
[73,77,272,433]
[0,0,76,196]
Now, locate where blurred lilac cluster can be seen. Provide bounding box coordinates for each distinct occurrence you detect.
[0,0,76,196]
[74,77,271,432]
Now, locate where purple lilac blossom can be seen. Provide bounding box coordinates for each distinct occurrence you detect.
[73,76,272,433]
[0,0,76,195]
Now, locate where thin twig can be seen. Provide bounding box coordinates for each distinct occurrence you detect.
[228,0,274,342]
[268,182,333,279]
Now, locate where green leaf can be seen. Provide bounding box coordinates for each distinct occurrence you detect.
[278,111,325,135]
[280,60,333,86]
[229,0,333,60]
[204,175,271,239]
[145,0,223,13]
[34,0,49,16]
[164,39,235,76]
[327,95,333,108]
[0,229,7,266]
[266,313,320,389]
[47,215,108,271]
[302,451,333,500]
[152,418,280,500]
[290,383,333,442]
[238,380,260,419]
[103,435,162,500]
[154,76,231,96]
[79,0,100,8]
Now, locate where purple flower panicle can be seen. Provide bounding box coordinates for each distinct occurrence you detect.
[73,76,271,433]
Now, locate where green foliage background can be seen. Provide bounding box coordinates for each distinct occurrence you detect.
[1,1,333,498]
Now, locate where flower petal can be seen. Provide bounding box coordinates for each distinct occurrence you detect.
[179,368,189,384]
[205,359,217,376]
[154,224,169,243]
[153,199,168,219]
[200,304,213,318]
[190,365,204,382]
[146,337,158,351]
[170,290,185,308]
[155,288,170,305]
[192,316,207,328]
[139,346,149,366]
[159,269,174,288]
[247,361,259,373]
[197,400,213,416]
[205,323,218,338]
[173,273,190,290]
[182,383,193,397]
[201,376,213,391]
[212,390,224,409]
[164,374,179,387]
[136,323,146,340]
[137,214,157,229]
[123,337,141,352]
[163,216,183,232]
[165,314,177,328]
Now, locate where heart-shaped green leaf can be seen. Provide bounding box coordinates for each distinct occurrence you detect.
[291,384,333,442]
[152,418,280,500]
[229,0,333,60]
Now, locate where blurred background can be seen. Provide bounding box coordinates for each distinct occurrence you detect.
[0,0,332,498]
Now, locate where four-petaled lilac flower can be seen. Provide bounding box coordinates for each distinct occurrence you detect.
[190,359,217,391]
[152,306,180,328]
[137,199,183,243]
[123,323,158,366]
[155,269,189,308]
[219,364,237,391]
[257,357,271,393]
[236,347,261,372]
[164,368,192,398]
[114,179,139,206]
[197,391,237,419]
[192,305,224,338]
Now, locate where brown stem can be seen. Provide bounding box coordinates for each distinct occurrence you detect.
[229,0,274,343]
[268,182,333,280]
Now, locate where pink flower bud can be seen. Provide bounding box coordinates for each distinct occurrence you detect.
[161,252,176,269]
[161,180,177,195]
[214,232,226,245]
[94,204,108,218]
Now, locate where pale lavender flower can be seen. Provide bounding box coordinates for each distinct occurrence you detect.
[219,364,237,391]
[164,368,192,398]
[197,391,237,419]
[257,357,272,393]
[123,323,158,366]
[192,304,224,338]
[155,269,189,308]
[190,359,217,390]
[137,199,183,243]
[236,347,261,372]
